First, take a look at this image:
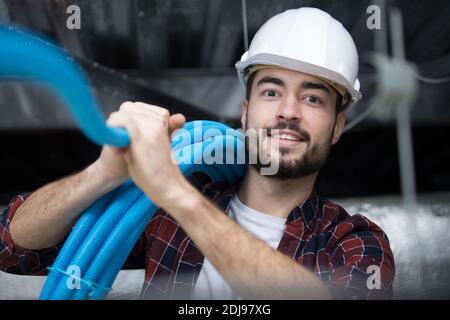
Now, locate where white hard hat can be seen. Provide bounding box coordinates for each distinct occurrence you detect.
[235,7,362,110]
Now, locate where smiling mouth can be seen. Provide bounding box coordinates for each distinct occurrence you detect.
[267,130,307,147]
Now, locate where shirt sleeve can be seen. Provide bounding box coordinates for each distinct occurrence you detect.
[0,192,148,275]
[326,214,396,300]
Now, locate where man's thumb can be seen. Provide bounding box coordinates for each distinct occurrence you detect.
[169,113,186,134]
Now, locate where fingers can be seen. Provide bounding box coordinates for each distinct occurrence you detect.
[169,113,186,133]
[106,111,138,139]
[133,102,169,117]
[118,102,168,126]
[113,101,185,134]
[126,102,170,122]
[107,111,129,128]
[104,102,183,177]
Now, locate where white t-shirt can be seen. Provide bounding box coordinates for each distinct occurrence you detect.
[192,194,286,300]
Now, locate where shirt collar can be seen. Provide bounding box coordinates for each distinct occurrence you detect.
[215,180,320,232]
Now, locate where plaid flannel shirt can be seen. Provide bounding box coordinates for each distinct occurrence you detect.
[0,173,395,299]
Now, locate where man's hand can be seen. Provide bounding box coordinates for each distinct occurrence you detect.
[106,101,187,207]
[91,144,129,188]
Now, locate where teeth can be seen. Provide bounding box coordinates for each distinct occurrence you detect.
[271,133,299,141]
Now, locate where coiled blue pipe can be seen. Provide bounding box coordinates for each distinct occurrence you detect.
[41,123,245,299]
[0,25,246,300]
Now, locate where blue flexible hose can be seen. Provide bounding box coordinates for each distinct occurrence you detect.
[0,25,246,300]
[83,166,230,300]
[41,124,245,300]
[75,134,244,299]
[49,182,143,299]
[39,189,117,299]
[0,25,129,147]
[72,193,158,300]
[90,219,147,299]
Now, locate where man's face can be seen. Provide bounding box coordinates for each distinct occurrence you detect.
[241,67,346,179]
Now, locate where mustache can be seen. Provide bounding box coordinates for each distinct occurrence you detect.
[265,122,311,142]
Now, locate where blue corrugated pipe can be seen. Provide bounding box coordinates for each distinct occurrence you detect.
[0,25,246,300]
[42,124,245,299]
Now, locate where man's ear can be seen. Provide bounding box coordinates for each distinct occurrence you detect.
[241,99,248,131]
[332,111,346,145]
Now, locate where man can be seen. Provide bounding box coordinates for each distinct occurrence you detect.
[0,8,394,299]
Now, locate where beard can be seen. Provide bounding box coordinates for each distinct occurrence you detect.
[246,120,334,180]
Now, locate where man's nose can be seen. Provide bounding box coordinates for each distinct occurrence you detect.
[276,95,302,122]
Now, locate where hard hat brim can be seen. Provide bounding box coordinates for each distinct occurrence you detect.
[235,53,362,110]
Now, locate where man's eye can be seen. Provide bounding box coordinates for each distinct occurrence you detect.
[303,95,322,104]
[263,90,279,97]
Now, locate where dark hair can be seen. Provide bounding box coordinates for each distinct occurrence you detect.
[245,70,346,115]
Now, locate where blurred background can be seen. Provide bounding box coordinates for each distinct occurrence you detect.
[0,0,449,299]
